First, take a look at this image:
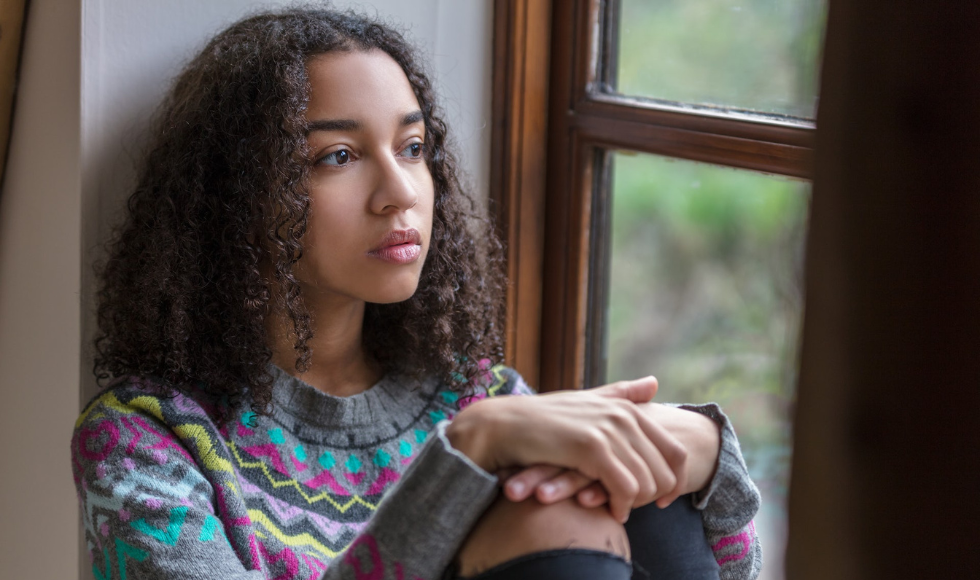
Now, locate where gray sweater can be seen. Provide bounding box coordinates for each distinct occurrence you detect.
[71,365,761,579]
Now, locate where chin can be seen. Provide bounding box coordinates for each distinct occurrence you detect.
[363,277,422,305]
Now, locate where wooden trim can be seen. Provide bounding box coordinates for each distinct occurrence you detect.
[0,0,28,191]
[572,113,813,179]
[575,97,814,178]
[489,0,553,389]
[539,0,590,392]
[583,148,613,388]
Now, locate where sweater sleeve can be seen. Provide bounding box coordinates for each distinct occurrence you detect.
[325,421,500,580]
[71,393,266,580]
[674,402,763,580]
[72,389,500,580]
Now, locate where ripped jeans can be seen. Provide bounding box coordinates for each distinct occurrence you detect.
[451,494,719,580]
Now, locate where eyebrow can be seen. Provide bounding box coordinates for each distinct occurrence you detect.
[307,110,425,134]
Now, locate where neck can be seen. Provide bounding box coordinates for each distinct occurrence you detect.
[267,295,381,397]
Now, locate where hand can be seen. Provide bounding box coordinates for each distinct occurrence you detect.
[499,464,612,507]
[502,403,722,509]
[445,377,688,523]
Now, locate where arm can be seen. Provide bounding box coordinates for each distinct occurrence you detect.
[72,388,501,580]
[492,378,763,580]
[672,402,763,580]
[518,402,762,579]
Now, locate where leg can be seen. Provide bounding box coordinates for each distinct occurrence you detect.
[624,494,719,580]
[454,494,632,579]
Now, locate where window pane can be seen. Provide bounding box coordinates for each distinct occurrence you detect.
[605,152,808,579]
[616,0,826,119]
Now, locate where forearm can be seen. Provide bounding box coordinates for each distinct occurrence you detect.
[670,402,763,580]
[326,421,500,580]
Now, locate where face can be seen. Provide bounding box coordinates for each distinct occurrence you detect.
[295,49,435,305]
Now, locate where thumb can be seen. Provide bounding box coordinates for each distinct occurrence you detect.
[591,376,658,403]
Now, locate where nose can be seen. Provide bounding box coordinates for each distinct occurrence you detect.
[368,153,419,214]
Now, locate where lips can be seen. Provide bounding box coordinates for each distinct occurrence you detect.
[368,229,423,264]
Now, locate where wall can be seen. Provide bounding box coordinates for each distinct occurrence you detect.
[0,1,492,578]
[0,0,82,578]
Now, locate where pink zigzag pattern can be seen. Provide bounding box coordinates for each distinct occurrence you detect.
[242,444,290,475]
[366,468,400,496]
[711,520,755,565]
[302,553,328,580]
[248,534,300,580]
[121,416,143,454]
[304,470,350,495]
[129,416,194,463]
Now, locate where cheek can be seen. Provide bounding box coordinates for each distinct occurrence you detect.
[302,198,362,264]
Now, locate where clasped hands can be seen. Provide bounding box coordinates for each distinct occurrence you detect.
[445,377,722,524]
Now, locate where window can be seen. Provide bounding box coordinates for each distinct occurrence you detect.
[491,0,824,576]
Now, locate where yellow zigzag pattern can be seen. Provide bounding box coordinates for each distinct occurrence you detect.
[174,423,234,473]
[228,441,379,513]
[248,509,340,559]
[77,391,235,474]
[220,372,509,513]
[487,364,508,396]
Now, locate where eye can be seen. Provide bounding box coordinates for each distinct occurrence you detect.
[400,142,424,159]
[317,148,353,166]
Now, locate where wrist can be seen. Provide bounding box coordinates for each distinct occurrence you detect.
[683,410,722,493]
[641,403,722,494]
[445,400,499,473]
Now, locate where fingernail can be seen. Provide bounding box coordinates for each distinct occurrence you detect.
[540,483,555,497]
[508,481,525,496]
[580,490,594,502]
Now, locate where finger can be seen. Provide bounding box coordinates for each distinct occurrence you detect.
[573,432,639,524]
[591,376,658,404]
[630,407,688,505]
[606,421,659,508]
[576,482,609,508]
[590,437,644,523]
[503,465,565,502]
[534,470,595,504]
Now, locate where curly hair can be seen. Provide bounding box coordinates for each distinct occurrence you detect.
[94,7,506,422]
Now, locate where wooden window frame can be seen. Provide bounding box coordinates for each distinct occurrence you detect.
[491,0,816,392]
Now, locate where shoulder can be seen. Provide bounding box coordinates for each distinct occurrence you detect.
[484,365,536,397]
[71,376,228,479]
[455,364,536,410]
[75,376,216,434]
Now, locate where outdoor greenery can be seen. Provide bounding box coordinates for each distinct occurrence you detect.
[617,0,824,118]
[606,1,825,577]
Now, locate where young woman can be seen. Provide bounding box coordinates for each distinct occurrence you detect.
[72,8,761,580]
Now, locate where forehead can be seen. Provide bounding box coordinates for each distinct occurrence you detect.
[305,49,421,122]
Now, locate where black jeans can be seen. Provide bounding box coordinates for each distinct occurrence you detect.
[455,495,719,580]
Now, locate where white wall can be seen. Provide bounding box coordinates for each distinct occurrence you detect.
[0,1,492,578]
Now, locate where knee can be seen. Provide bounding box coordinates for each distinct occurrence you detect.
[456,495,630,577]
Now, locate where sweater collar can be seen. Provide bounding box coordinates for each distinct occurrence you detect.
[268,364,439,432]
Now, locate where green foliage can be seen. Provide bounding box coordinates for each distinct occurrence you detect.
[605,153,809,554]
[617,0,826,118]
[606,3,824,565]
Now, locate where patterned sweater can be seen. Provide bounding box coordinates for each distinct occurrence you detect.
[71,365,761,580]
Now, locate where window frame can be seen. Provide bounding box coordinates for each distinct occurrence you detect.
[491,0,817,391]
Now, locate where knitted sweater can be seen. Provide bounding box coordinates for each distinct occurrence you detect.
[71,365,762,580]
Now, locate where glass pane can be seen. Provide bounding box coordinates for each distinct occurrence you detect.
[616,0,826,119]
[606,152,808,579]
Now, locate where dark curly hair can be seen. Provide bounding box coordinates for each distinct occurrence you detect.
[94,7,506,421]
